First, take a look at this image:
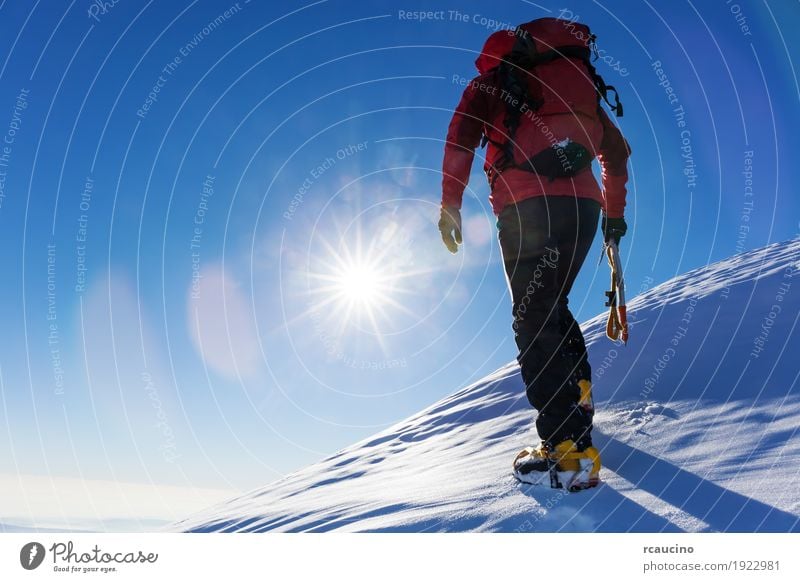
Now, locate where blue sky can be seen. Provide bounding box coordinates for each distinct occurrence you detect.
[0,0,798,526]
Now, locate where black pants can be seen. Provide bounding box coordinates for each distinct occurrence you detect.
[497,195,600,449]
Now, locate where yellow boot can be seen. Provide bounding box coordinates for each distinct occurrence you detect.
[512,443,555,485]
[513,444,549,473]
[552,439,581,472]
[552,440,602,491]
[513,441,601,490]
[580,446,602,488]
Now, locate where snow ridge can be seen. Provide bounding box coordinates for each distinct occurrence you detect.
[174,239,800,533]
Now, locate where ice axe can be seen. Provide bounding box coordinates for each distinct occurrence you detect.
[604,241,628,344]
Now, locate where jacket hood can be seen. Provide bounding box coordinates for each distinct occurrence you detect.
[475,30,516,74]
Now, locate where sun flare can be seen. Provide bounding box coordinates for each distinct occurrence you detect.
[303,213,435,342]
[305,240,416,339]
[333,263,385,306]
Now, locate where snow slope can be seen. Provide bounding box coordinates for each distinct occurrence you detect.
[175,240,800,532]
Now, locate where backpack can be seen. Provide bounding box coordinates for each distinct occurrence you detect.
[482,18,623,185]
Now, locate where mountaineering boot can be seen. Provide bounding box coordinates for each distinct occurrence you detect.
[575,445,602,490]
[552,439,602,491]
[552,439,581,472]
[512,443,556,486]
[513,439,602,491]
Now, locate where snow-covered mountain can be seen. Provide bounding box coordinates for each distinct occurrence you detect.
[174,240,800,532]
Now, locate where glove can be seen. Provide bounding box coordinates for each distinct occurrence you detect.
[438,205,462,254]
[601,216,627,245]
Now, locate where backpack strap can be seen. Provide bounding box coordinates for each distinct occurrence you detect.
[587,32,624,117]
[582,55,624,117]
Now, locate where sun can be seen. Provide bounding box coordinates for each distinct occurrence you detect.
[306,247,399,326]
[301,209,435,343]
[305,238,417,339]
[333,263,385,307]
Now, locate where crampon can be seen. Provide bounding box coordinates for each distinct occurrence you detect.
[512,440,601,492]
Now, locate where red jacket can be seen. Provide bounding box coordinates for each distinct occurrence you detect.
[442,30,631,218]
